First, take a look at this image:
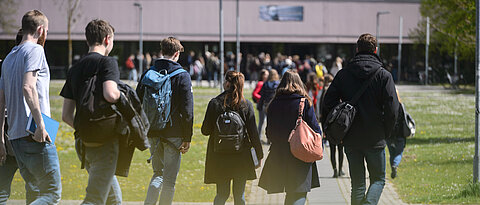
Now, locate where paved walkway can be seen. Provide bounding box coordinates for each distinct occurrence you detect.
[246,143,407,205]
[6,144,408,205]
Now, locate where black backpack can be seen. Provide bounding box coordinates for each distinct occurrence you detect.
[323,68,381,145]
[74,58,118,143]
[395,103,416,138]
[214,108,246,153]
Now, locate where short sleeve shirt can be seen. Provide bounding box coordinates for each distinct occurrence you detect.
[0,42,50,139]
[60,52,120,123]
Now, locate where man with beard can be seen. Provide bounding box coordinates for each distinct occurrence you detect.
[0,10,62,204]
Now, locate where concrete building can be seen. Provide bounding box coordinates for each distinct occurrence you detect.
[0,0,423,80]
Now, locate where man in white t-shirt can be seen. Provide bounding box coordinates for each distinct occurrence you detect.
[0,10,61,204]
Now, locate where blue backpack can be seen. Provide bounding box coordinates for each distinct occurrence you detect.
[140,67,187,131]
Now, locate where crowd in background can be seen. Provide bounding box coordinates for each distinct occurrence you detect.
[124,50,346,88]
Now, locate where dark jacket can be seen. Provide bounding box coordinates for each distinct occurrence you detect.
[137,59,194,142]
[258,80,279,111]
[112,82,150,177]
[201,92,264,183]
[259,94,321,194]
[321,52,399,149]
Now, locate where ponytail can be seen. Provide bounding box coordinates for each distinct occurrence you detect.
[224,71,245,110]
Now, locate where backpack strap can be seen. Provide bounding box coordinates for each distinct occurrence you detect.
[350,68,382,105]
[169,68,186,78]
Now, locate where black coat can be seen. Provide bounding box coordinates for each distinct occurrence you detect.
[321,52,399,149]
[201,93,264,183]
[136,59,194,142]
[258,81,279,112]
[259,94,321,194]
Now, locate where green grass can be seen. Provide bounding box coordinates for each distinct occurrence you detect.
[9,82,250,202]
[393,90,479,204]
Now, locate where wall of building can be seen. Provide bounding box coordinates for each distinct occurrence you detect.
[0,0,421,43]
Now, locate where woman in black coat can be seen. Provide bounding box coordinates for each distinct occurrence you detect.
[258,70,321,205]
[201,71,264,205]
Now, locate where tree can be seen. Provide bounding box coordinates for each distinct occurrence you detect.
[0,0,19,33]
[55,0,82,69]
[410,0,475,60]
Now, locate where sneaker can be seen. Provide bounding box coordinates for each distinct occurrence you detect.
[338,170,345,177]
[391,166,398,179]
[333,168,338,178]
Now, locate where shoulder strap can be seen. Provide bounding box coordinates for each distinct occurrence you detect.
[297,98,305,119]
[292,98,306,130]
[169,68,186,78]
[351,68,382,105]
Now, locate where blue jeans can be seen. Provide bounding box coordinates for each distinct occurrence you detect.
[129,69,138,81]
[284,192,307,205]
[257,110,266,140]
[76,139,122,205]
[11,138,62,205]
[0,154,39,205]
[145,137,182,205]
[214,178,246,205]
[386,137,406,168]
[344,147,386,205]
[0,155,18,204]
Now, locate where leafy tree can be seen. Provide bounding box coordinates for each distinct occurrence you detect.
[0,0,19,33]
[411,0,475,60]
[55,0,82,69]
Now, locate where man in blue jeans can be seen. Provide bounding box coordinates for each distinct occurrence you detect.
[61,19,122,204]
[137,37,194,205]
[0,29,39,205]
[0,10,62,205]
[322,33,399,205]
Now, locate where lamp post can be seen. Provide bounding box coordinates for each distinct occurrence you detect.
[236,0,240,72]
[474,0,480,183]
[397,16,403,83]
[376,11,390,57]
[425,17,430,85]
[219,0,224,92]
[134,2,143,77]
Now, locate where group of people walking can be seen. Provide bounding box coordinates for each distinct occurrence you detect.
[0,9,411,205]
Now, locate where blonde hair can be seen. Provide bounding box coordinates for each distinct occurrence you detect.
[267,69,279,82]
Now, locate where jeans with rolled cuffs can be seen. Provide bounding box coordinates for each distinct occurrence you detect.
[10,138,61,205]
[145,137,183,205]
[75,138,122,205]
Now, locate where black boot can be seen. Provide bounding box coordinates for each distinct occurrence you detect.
[391,166,398,179]
[338,169,345,177]
[333,168,338,178]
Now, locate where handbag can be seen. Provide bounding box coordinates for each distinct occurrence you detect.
[288,98,323,163]
[323,68,382,145]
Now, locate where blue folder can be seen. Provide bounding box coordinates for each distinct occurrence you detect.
[26,113,60,144]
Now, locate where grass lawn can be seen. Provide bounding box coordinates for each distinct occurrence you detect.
[9,81,247,202]
[394,88,480,204]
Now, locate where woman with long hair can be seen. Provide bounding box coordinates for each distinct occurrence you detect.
[202,71,264,205]
[258,70,321,205]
